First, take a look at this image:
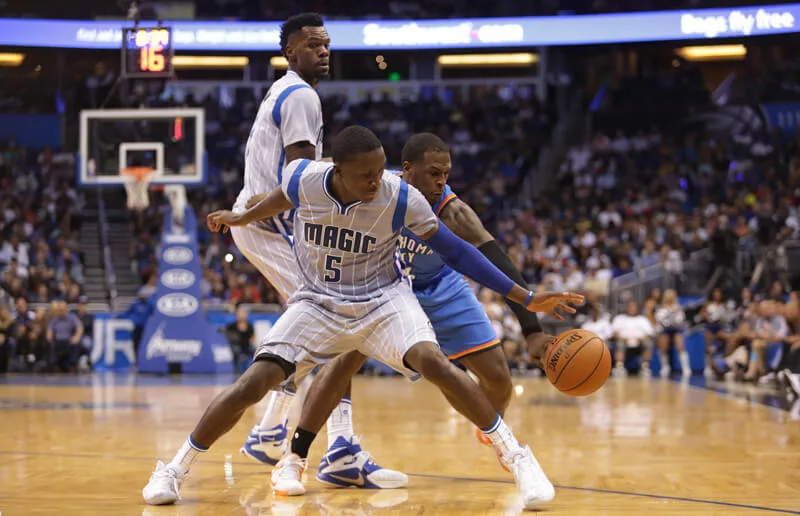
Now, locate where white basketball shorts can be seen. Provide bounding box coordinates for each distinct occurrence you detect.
[230,222,300,301]
[255,282,437,380]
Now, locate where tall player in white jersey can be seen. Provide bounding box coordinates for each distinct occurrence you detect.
[232,12,405,486]
[141,14,402,507]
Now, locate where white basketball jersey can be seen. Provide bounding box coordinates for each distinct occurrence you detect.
[236,70,323,237]
[280,159,438,301]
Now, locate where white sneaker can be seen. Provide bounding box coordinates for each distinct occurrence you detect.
[142,460,184,505]
[779,370,800,400]
[758,372,777,385]
[316,436,408,489]
[660,366,671,378]
[507,446,555,509]
[271,453,307,496]
[240,422,288,466]
[613,365,627,378]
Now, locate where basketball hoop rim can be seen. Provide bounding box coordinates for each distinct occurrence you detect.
[121,166,157,184]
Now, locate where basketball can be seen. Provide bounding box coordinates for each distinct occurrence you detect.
[543,329,611,396]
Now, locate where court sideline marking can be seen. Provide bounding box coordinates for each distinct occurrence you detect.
[0,450,797,514]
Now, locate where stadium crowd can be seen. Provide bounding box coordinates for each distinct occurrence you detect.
[0,140,93,373]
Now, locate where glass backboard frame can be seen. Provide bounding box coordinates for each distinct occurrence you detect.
[78,107,206,186]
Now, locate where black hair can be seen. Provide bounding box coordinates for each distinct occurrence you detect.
[401,132,450,163]
[280,13,325,54]
[332,126,382,163]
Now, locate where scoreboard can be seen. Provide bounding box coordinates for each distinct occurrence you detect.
[121,27,174,78]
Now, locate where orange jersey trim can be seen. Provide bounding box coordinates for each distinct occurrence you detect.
[448,338,502,361]
[435,193,457,216]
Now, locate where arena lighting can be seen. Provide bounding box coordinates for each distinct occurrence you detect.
[0,53,24,66]
[270,56,288,69]
[437,53,538,67]
[676,44,747,61]
[172,55,248,68]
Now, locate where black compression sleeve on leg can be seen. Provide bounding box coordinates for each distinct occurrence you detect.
[290,428,317,459]
[478,240,543,336]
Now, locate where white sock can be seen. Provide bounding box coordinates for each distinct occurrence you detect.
[326,397,354,448]
[257,389,295,432]
[169,435,206,475]
[481,414,524,462]
[660,352,670,369]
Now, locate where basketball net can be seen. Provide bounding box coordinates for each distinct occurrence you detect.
[122,166,153,211]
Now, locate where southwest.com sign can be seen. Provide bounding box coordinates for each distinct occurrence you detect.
[0,3,797,50]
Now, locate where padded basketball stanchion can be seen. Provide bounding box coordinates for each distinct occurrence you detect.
[137,205,233,374]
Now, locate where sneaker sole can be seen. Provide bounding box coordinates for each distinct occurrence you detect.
[271,481,306,496]
[523,494,556,509]
[316,474,408,489]
[240,445,281,466]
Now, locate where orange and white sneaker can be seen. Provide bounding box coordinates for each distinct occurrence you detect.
[271,453,307,497]
[475,426,492,446]
[475,427,510,473]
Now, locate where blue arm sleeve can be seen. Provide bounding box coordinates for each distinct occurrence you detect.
[423,223,516,297]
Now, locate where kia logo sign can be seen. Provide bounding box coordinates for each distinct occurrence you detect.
[164,233,191,244]
[163,247,193,265]
[156,293,200,317]
[160,269,195,289]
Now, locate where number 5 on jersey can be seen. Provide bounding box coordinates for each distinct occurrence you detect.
[324,255,342,282]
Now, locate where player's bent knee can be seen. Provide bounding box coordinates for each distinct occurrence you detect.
[403,342,454,383]
[233,356,292,405]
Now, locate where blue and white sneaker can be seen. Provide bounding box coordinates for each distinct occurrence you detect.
[316,436,408,489]
[240,422,288,466]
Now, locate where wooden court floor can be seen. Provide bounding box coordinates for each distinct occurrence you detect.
[0,373,799,515]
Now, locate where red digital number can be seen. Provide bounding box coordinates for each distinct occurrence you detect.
[139,45,165,72]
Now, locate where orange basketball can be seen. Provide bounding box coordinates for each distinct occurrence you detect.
[543,329,611,396]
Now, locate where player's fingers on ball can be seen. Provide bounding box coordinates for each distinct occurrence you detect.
[560,304,577,314]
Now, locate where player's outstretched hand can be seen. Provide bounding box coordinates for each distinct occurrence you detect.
[207,210,242,233]
[526,292,585,321]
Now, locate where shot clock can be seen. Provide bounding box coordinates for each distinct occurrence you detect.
[121,27,174,78]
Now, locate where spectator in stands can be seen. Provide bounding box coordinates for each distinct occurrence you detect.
[229,275,261,306]
[73,296,93,371]
[700,288,730,369]
[642,287,662,326]
[611,300,655,376]
[120,292,154,359]
[13,297,34,328]
[654,289,690,377]
[225,307,254,373]
[744,300,790,383]
[709,214,739,294]
[11,313,47,373]
[0,304,12,373]
[46,300,83,373]
[581,305,613,345]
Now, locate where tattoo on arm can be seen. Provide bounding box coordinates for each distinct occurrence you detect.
[438,198,493,247]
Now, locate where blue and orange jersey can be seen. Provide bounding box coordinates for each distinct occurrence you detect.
[392,171,459,289]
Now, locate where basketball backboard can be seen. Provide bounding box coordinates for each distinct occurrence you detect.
[78,107,206,186]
